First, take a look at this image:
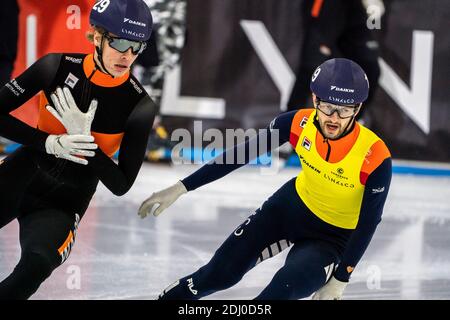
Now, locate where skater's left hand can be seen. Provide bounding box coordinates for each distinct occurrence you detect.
[312,276,348,300]
[138,181,187,218]
[47,86,97,135]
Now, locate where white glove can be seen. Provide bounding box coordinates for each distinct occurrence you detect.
[138,181,187,218]
[47,86,97,135]
[45,134,98,165]
[312,276,348,300]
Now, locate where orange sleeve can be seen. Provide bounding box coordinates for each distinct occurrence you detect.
[37,92,67,134]
[289,108,314,148]
[360,140,391,185]
[311,0,324,18]
[38,92,123,158]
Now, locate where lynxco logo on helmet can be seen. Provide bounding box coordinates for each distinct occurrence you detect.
[328,96,355,104]
[311,67,321,81]
[121,29,146,39]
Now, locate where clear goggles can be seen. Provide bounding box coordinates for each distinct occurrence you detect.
[104,33,147,55]
[316,99,359,119]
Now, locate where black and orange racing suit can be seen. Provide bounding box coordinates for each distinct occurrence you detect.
[0,53,157,299]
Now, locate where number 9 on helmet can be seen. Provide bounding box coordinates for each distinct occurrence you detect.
[90,0,153,42]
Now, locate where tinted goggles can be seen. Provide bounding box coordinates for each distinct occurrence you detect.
[104,33,147,55]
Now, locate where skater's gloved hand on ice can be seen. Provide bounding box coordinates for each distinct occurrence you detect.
[47,86,97,135]
[311,276,348,300]
[138,181,187,218]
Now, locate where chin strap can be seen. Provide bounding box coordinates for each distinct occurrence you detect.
[338,103,362,139]
[314,98,328,139]
[94,33,115,78]
[338,114,356,139]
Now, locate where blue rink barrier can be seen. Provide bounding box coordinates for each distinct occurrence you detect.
[166,147,450,176]
[391,165,450,176]
[285,154,450,177]
[2,143,450,177]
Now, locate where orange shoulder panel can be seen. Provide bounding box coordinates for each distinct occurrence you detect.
[37,92,67,134]
[91,131,124,158]
[37,92,123,158]
[360,140,391,185]
[289,108,314,148]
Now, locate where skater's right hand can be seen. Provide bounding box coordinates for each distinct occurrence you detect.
[138,181,187,218]
[311,276,348,300]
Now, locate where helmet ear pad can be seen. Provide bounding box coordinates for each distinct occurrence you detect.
[92,29,104,48]
[312,93,319,108]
